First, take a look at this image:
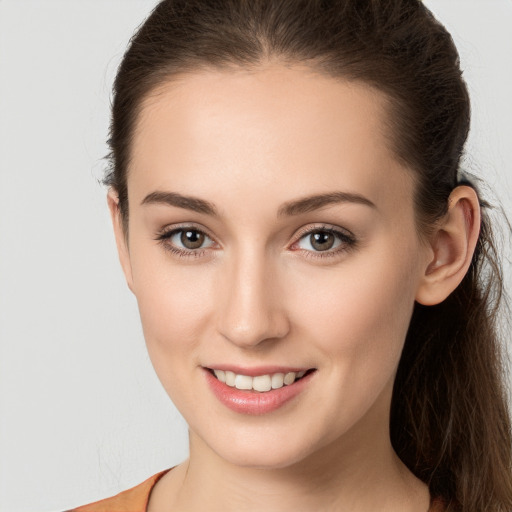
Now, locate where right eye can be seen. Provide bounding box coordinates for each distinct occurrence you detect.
[156,226,216,258]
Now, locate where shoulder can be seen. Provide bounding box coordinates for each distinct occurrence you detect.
[64,468,173,512]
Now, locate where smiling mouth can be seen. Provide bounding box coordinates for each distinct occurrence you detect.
[206,368,316,392]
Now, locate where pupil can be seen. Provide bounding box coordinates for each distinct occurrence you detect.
[311,231,334,251]
[181,230,204,249]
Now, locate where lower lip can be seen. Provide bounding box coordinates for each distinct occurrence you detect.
[204,369,316,415]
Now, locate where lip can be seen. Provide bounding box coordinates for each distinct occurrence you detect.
[203,366,316,415]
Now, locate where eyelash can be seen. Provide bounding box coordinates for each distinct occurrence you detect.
[155,224,357,261]
[293,225,357,260]
[155,224,215,260]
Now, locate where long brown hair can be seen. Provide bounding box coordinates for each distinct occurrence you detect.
[105,1,512,509]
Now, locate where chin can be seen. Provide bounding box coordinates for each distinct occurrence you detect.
[197,423,330,470]
[216,444,312,470]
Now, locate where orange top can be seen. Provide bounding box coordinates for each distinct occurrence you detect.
[66,468,172,512]
[66,467,447,511]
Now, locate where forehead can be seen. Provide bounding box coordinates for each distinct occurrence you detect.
[129,63,414,214]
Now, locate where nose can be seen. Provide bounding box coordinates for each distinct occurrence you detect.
[216,246,290,349]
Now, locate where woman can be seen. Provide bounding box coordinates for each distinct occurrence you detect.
[68,0,512,510]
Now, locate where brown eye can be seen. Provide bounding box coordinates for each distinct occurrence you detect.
[156,227,215,255]
[294,226,356,258]
[180,229,205,249]
[309,231,335,251]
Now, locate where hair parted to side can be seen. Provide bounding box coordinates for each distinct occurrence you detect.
[105,1,512,510]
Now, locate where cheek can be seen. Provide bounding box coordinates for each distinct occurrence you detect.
[127,234,217,369]
[290,242,419,385]
[135,266,213,354]
[132,258,218,411]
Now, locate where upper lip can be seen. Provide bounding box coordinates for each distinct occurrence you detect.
[203,365,315,377]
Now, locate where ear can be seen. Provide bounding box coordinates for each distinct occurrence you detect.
[107,188,134,293]
[415,185,481,306]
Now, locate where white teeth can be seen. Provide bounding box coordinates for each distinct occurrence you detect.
[213,369,310,392]
[213,369,226,383]
[253,374,272,392]
[271,373,285,389]
[284,372,296,385]
[225,371,236,386]
[234,374,253,390]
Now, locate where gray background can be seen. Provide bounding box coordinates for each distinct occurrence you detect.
[0,1,511,511]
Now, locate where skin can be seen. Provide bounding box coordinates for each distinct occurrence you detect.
[108,63,480,511]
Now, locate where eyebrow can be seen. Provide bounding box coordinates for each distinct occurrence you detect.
[278,191,376,216]
[141,190,376,217]
[142,190,218,216]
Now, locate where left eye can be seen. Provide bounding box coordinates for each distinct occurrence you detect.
[295,229,353,252]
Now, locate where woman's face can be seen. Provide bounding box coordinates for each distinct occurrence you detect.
[116,64,432,469]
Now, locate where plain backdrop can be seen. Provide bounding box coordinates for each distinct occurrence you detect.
[0,1,511,511]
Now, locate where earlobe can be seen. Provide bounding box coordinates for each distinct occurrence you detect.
[415,186,481,306]
[107,189,134,293]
